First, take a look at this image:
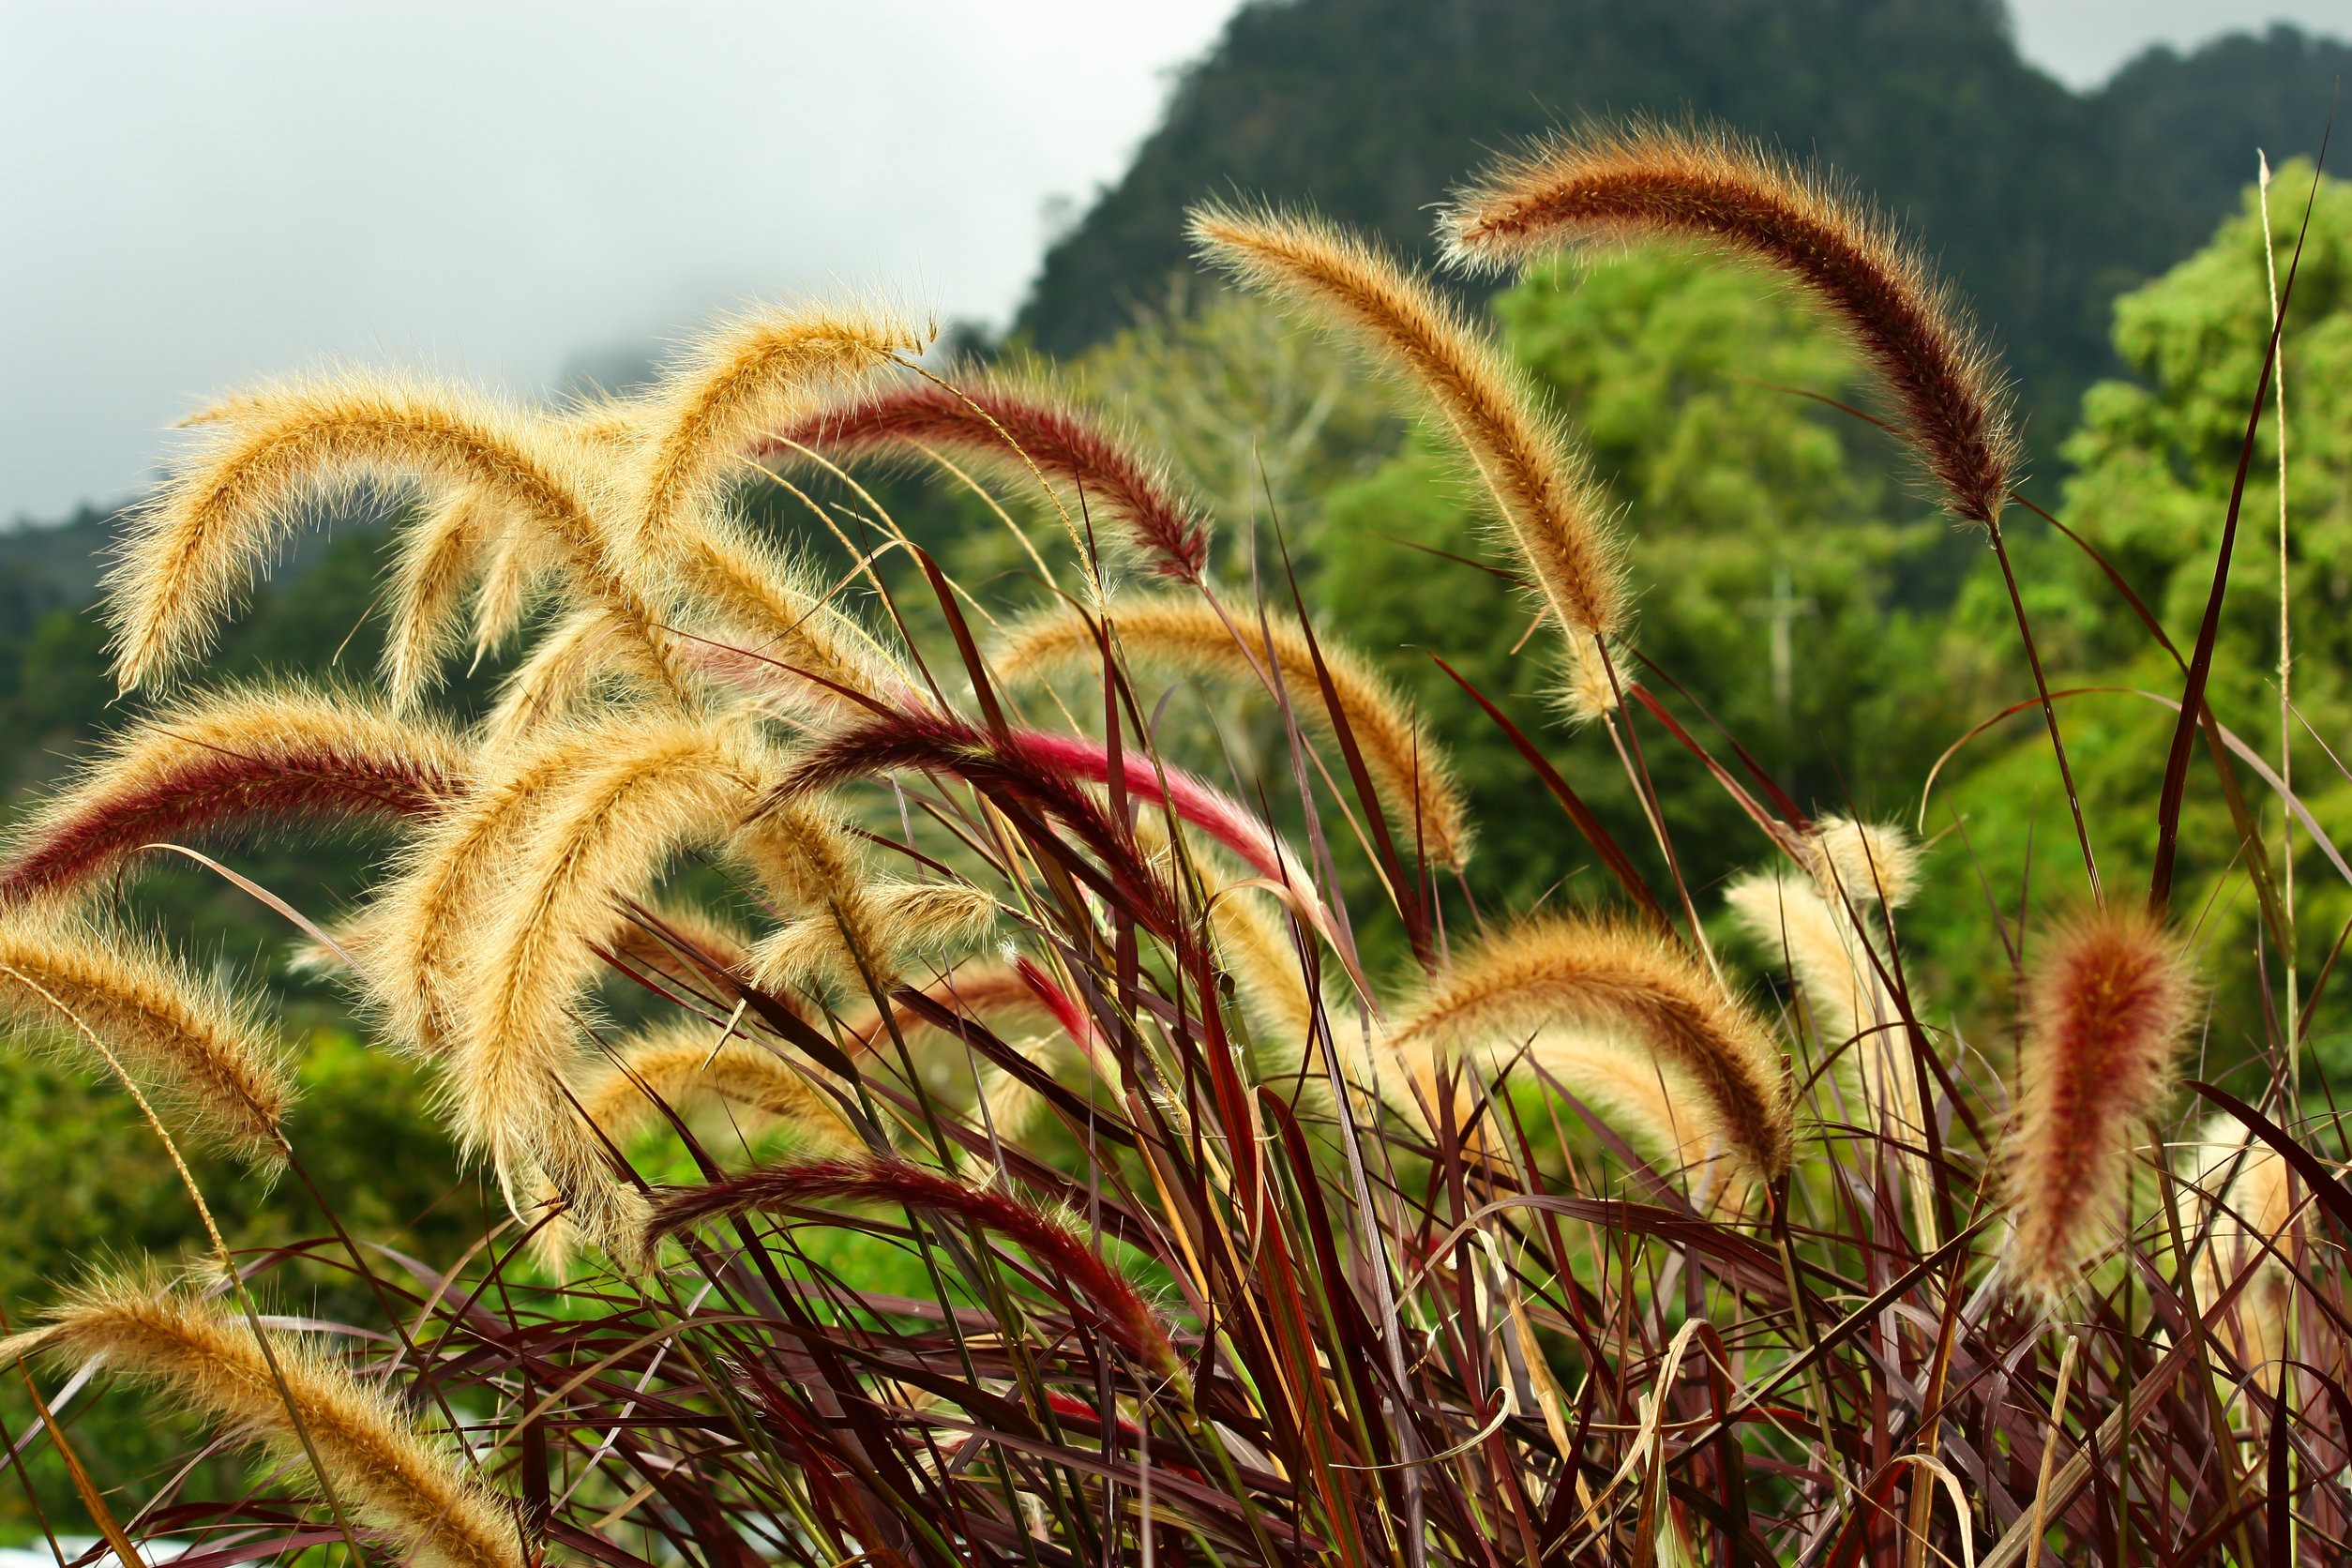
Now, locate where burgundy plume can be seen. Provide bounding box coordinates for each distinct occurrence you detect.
[1445,128,2017,527]
[648,1156,1183,1380]
[767,380,1211,582]
[0,739,465,906]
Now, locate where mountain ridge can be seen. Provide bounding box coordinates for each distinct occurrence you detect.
[1014,1,2352,455]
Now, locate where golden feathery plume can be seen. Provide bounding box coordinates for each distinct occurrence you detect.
[381,490,499,706]
[580,1020,850,1149]
[383,394,654,699]
[2002,906,2197,1304]
[672,522,914,716]
[1440,121,2018,525]
[480,605,676,746]
[367,712,656,1056]
[1208,882,1322,1053]
[1517,1027,1720,1181]
[2184,1114,2305,1375]
[445,716,956,1237]
[0,911,291,1160]
[0,684,470,907]
[746,876,998,999]
[1190,204,1626,717]
[1726,870,1933,1226]
[995,594,1471,868]
[113,371,678,695]
[0,1274,521,1568]
[450,717,771,1231]
[1726,871,1894,1063]
[467,525,541,660]
[627,302,924,554]
[1390,913,1791,1180]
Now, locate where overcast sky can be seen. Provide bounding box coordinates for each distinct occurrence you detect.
[5,1,2348,526]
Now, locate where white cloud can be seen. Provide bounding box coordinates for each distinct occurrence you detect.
[6,1,2347,522]
[0,1,1235,521]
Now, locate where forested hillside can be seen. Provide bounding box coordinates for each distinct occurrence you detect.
[1018,0,2349,453]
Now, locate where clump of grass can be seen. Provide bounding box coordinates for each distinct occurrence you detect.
[4,114,2342,1568]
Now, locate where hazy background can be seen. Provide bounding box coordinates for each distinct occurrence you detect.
[5,0,2348,525]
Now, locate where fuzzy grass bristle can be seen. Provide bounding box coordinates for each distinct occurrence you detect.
[604,903,756,992]
[1390,914,1792,1180]
[369,708,679,1056]
[2001,905,2197,1304]
[996,594,1471,868]
[1440,121,2018,526]
[1519,1027,1723,1186]
[0,911,291,1159]
[466,524,542,660]
[0,1273,522,1568]
[1205,880,1321,1051]
[580,1021,850,1149]
[383,490,500,704]
[771,372,1211,582]
[1805,815,1921,908]
[448,717,774,1230]
[1189,203,1625,716]
[0,685,470,908]
[746,879,998,998]
[482,604,675,745]
[111,371,676,694]
[672,521,915,715]
[1726,870,1931,1211]
[730,793,942,995]
[629,302,925,553]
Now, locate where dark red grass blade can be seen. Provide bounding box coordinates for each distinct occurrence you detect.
[914,545,1007,738]
[2268,1355,2292,1565]
[648,1156,1182,1380]
[2188,1079,2352,1242]
[1425,651,1676,935]
[2007,488,2182,669]
[1984,517,2102,898]
[1628,646,1807,827]
[1624,684,1805,856]
[887,983,1135,1147]
[1274,535,1434,965]
[775,705,1182,938]
[2153,137,2329,910]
